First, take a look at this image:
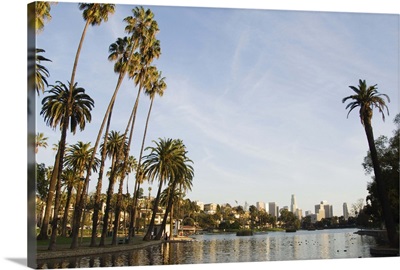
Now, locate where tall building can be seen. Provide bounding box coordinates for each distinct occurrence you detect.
[195,201,204,211]
[290,194,297,213]
[315,203,325,221]
[269,202,278,218]
[256,201,266,211]
[315,201,333,219]
[343,202,349,220]
[324,204,333,218]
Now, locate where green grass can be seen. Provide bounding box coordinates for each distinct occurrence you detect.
[37,236,93,246]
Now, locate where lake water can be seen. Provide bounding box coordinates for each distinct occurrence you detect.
[37,228,377,268]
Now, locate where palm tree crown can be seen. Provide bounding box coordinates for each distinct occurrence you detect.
[342,79,390,125]
[79,3,115,26]
[40,81,94,133]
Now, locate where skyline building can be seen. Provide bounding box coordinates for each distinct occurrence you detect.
[315,202,326,221]
[268,202,279,218]
[315,200,333,220]
[290,194,297,213]
[256,201,266,211]
[343,202,349,220]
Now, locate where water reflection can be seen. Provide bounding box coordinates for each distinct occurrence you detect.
[36,228,377,268]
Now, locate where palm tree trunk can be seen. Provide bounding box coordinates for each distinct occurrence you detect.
[156,187,175,240]
[363,120,399,248]
[112,177,125,245]
[132,97,155,239]
[61,186,73,237]
[70,72,123,249]
[37,150,60,240]
[48,122,69,250]
[143,181,163,241]
[99,157,118,247]
[69,20,90,88]
[90,107,113,247]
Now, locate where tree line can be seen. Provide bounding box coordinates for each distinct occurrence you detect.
[30,2,194,251]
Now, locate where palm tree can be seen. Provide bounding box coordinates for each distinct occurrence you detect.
[69,3,115,89]
[28,1,53,33]
[40,81,94,250]
[35,132,48,154]
[66,3,115,248]
[98,131,127,247]
[83,7,159,247]
[111,155,137,245]
[141,138,189,241]
[128,38,161,241]
[34,49,52,96]
[156,164,193,240]
[59,168,79,237]
[342,79,398,248]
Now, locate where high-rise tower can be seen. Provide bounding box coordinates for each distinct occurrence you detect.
[343,202,349,220]
[290,194,297,213]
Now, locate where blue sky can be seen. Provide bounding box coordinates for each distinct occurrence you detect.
[30,1,398,218]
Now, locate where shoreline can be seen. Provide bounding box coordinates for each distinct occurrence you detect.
[36,238,163,261]
[36,235,195,261]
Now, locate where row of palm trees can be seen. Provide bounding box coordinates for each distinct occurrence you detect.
[32,2,195,251]
[32,3,398,251]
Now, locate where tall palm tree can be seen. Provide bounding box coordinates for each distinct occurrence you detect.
[39,81,94,250]
[342,79,398,248]
[69,3,115,89]
[59,168,79,237]
[33,49,52,96]
[35,132,48,154]
[65,3,115,248]
[111,155,137,245]
[29,1,53,33]
[155,143,193,240]
[128,40,161,241]
[98,131,127,247]
[141,138,189,241]
[82,7,158,247]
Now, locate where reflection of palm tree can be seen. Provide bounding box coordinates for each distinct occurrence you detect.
[35,132,48,154]
[343,79,398,248]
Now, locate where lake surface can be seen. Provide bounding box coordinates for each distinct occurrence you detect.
[37,228,377,268]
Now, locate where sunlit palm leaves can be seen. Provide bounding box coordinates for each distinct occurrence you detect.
[40,81,94,133]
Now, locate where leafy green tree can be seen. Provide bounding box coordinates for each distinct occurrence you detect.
[342,79,398,248]
[362,113,399,229]
[249,205,258,230]
[279,209,300,229]
[36,163,48,200]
